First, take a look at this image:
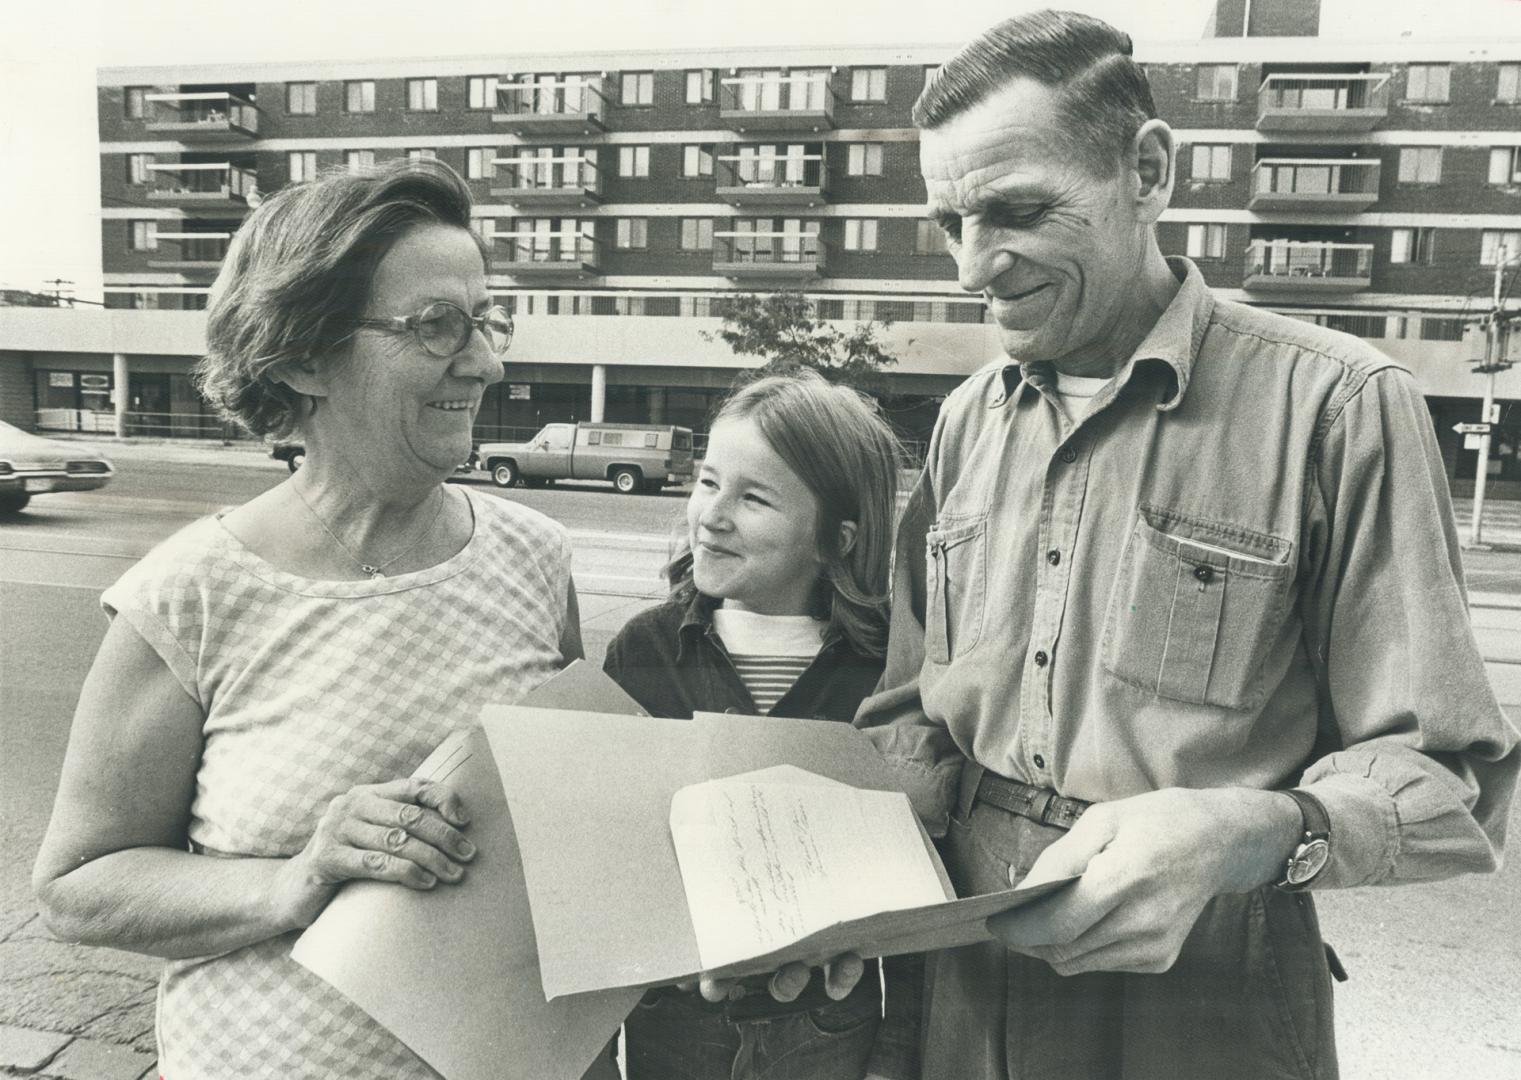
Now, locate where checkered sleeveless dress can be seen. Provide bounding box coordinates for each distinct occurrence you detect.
[101,488,572,1079]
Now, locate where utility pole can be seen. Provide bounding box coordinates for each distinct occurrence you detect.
[1470,245,1518,548]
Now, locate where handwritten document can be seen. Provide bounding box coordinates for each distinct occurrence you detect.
[670,765,951,970]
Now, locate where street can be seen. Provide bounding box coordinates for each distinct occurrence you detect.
[2,447,1520,1079]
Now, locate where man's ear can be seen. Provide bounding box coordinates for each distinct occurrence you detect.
[269,356,328,401]
[1131,118,1175,225]
[838,520,858,559]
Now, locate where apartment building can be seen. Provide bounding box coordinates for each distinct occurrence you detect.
[9,2,1521,488]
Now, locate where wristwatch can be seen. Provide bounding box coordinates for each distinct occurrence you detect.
[1274,789,1331,892]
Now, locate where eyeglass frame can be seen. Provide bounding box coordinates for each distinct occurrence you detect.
[351,300,515,358]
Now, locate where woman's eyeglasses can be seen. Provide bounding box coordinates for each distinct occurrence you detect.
[354,301,514,358]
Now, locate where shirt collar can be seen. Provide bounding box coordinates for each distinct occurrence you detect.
[675,588,848,658]
[992,256,1213,414]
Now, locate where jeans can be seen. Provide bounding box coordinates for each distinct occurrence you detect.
[624,986,880,1080]
[923,794,1339,1080]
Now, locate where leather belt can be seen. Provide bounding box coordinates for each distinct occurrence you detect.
[974,769,1090,831]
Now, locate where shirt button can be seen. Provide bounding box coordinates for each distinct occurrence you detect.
[1193,565,1214,583]
[1033,753,1046,769]
[1046,549,1061,566]
[1059,447,1078,464]
[1033,650,1049,667]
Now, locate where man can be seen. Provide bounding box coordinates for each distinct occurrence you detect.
[855,10,1520,1079]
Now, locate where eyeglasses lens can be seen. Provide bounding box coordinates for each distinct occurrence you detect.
[416,304,469,357]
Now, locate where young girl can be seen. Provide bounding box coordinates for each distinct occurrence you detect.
[603,371,917,1080]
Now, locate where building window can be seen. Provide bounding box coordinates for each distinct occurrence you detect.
[126,153,153,184]
[686,69,715,104]
[1397,146,1442,184]
[1189,144,1232,181]
[1489,147,1521,185]
[1500,63,1521,103]
[843,219,879,252]
[850,67,887,102]
[406,78,439,111]
[621,72,654,106]
[345,80,376,113]
[681,145,714,178]
[1390,227,1436,265]
[1186,223,1227,260]
[915,220,948,255]
[615,218,648,249]
[467,148,496,180]
[618,146,650,177]
[846,143,884,177]
[1405,64,1450,103]
[679,218,714,251]
[344,149,375,173]
[468,76,497,110]
[130,220,158,251]
[1195,64,1237,101]
[1481,230,1521,266]
[124,87,148,119]
[923,65,940,91]
[408,148,438,162]
[289,151,317,183]
[286,82,317,115]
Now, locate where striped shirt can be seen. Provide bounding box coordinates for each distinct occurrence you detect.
[711,608,826,714]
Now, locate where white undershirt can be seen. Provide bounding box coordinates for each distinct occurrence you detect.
[1053,371,1112,422]
[711,608,827,714]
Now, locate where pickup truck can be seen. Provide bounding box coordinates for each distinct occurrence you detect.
[477,422,694,494]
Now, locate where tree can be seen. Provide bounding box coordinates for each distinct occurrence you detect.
[703,291,900,396]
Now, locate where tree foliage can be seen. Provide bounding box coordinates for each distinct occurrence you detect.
[703,291,899,396]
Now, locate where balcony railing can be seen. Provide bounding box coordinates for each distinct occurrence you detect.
[148,231,233,269]
[144,91,258,139]
[492,232,602,277]
[712,232,828,278]
[1257,74,1389,133]
[720,73,835,131]
[144,163,257,208]
[715,151,828,206]
[492,78,608,134]
[1249,158,1381,211]
[1244,240,1374,292]
[489,153,603,206]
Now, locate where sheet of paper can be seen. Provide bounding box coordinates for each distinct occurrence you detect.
[292,660,647,1080]
[671,768,950,969]
[483,708,1078,1000]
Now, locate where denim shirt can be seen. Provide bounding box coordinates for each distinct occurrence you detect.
[858,257,1519,891]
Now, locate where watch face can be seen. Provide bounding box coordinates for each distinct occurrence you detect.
[1287,839,1331,885]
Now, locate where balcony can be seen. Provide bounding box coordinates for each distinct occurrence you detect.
[1257,74,1389,134]
[144,92,258,140]
[492,79,607,136]
[1249,158,1381,212]
[720,73,835,133]
[712,232,829,281]
[489,153,603,208]
[147,231,233,270]
[491,233,602,279]
[144,163,257,210]
[1243,240,1373,293]
[715,150,829,207]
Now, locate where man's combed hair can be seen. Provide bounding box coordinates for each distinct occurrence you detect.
[196,158,483,438]
[914,9,1157,177]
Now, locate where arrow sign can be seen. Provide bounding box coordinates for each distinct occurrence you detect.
[1454,422,1491,435]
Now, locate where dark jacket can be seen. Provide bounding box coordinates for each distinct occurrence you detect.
[603,590,921,1080]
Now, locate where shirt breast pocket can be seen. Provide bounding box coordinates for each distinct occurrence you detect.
[1101,507,1294,711]
[925,514,988,664]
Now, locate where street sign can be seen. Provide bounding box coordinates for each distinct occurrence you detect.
[1465,434,1484,451]
[1453,422,1492,435]
[1488,402,1502,424]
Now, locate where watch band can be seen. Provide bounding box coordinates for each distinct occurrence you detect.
[1275,788,1331,892]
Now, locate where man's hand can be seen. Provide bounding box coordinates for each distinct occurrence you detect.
[679,953,865,1003]
[987,787,1301,976]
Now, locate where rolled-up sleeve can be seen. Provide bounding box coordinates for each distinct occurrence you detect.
[1300,365,1520,888]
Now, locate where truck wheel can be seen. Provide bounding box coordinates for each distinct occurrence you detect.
[491,461,519,488]
[286,451,305,474]
[0,491,31,513]
[611,467,642,495]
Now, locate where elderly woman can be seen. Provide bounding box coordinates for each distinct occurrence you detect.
[32,160,581,1078]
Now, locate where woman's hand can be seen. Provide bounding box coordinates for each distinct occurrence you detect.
[680,952,866,1004]
[274,777,475,930]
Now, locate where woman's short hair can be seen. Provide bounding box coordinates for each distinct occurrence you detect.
[669,371,904,658]
[914,8,1156,178]
[196,158,484,437]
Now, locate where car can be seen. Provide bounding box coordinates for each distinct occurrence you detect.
[477,423,694,494]
[0,420,114,513]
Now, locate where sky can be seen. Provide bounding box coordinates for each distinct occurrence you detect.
[2,0,1518,301]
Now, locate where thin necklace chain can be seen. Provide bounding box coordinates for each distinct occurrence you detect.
[292,479,446,579]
